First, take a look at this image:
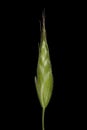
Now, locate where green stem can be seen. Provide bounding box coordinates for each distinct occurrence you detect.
[42,108,45,130]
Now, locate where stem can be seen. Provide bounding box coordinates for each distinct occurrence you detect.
[42,108,45,130]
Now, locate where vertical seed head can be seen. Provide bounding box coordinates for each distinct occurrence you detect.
[35,12,53,108]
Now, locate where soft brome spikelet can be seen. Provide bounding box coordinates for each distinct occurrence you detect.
[35,12,53,130]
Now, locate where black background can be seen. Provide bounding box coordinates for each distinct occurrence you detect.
[1,2,84,129]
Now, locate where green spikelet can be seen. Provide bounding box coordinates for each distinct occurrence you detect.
[35,11,53,130]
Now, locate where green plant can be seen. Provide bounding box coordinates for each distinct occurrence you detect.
[35,12,53,130]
